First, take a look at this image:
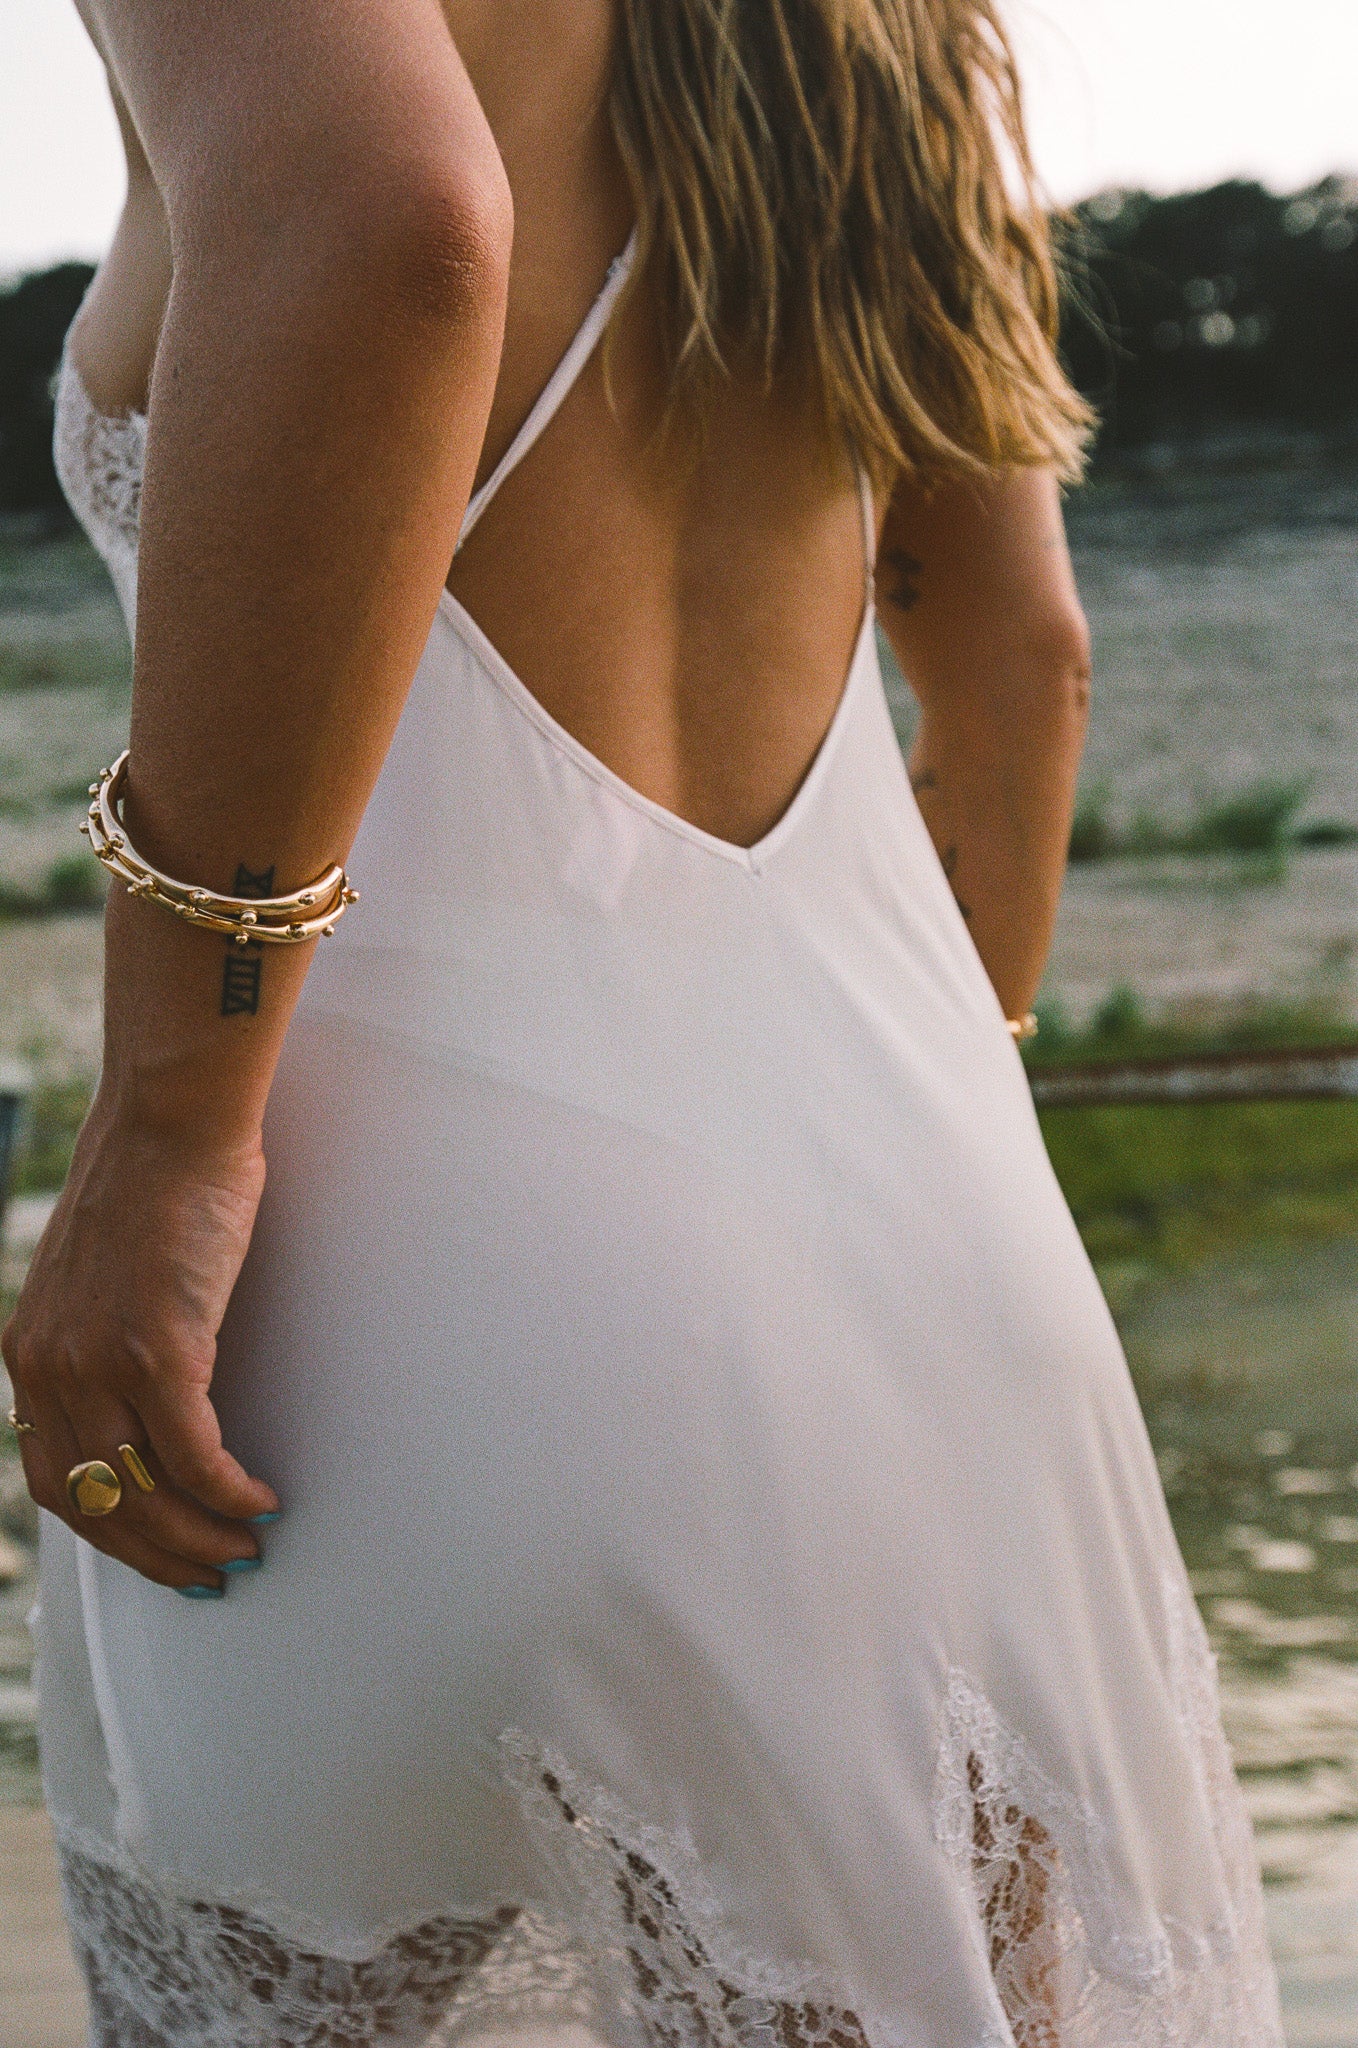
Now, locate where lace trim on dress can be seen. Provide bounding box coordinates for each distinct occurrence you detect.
[499,1732,879,2048]
[51,355,144,628]
[932,1575,1283,2047]
[54,1620,1280,2048]
[52,1817,596,2048]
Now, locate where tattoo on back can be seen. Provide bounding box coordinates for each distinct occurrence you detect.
[882,548,924,612]
[220,863,274,1018]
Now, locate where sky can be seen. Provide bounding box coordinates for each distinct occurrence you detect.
[3,0,1357,275]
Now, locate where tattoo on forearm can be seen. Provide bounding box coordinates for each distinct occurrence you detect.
[882,548,924,612]
[909,769,972,919]
[219,864,274,1018]
[941,844,972,922]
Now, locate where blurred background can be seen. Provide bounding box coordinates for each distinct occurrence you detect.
[2,3,1358,2043]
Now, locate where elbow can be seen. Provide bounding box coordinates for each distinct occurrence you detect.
[304,141,513,348]
[171,109,514,344]
[384,149,514,332]
[1015,601,1093,733]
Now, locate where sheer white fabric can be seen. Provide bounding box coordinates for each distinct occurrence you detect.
[38,261,1283,2048]
[933,1579,1279,2046]
[46,1625,1275,2048]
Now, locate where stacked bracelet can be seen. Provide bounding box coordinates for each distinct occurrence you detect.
[80,751,357,945]
[1007,1012,1039,1044]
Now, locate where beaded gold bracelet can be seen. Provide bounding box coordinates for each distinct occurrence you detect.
[1007,1012,1039,1043]
[80,751,358,945]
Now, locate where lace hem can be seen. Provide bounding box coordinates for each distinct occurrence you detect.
[52,1582,1280,2048]
[53,1818,596,2048]
[500,1733,878,2048]
[932,1575,1283,2046]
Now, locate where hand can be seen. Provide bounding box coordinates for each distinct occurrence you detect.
[2,1094,279,1592]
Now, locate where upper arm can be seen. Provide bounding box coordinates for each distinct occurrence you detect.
[70,0,154,193]
[876,467,1091,707]
[82,0,511,264]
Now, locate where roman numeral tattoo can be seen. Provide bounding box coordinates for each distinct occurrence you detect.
[220,864,274,1018]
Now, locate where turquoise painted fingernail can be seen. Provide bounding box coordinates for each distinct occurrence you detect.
[178,1584,225,1600]
[220,1556,262,1573]
[249,1511,281,1524]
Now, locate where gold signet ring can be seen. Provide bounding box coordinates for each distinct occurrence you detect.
[118,1444,156,1494]
[6,1407,37,1438]
[67,1461,123,1517]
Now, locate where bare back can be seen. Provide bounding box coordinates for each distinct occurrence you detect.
[72,0,869,851]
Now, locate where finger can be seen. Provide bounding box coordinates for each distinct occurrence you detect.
[67,1508,228,1595]
[134,1379,279,1523]
[17,1376,85,1522]
[19,1374,240,1586]
[17,1403,226,1593]
[70,1395,263,1573]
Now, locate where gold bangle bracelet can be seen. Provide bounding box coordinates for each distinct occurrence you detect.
[80,752,358,945]
[1007,1012,1039,1044]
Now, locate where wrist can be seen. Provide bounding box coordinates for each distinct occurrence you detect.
[87,1062,267,1167]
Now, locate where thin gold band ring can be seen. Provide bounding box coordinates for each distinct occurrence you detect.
[118,1444,156,1494]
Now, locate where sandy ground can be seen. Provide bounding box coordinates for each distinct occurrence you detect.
[0,1806,87,2048]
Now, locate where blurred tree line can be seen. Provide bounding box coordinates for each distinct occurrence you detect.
[2,178,1357,515]
[1063,177,1358,458]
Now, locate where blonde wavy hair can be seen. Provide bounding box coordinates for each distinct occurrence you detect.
[609,0,1092,487]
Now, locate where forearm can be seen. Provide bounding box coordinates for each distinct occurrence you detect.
[907,671,1086,1018]
[90,14,511,1137]
[876,466,1091,1021]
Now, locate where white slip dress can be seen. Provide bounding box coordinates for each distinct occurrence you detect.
[39,241,1284,2048]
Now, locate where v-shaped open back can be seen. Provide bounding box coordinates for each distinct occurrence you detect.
[437,227,881,863]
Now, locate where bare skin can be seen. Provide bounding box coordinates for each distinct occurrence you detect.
[3,0,1090,1592]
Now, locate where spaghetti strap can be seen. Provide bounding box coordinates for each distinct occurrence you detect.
[457,229,638,551]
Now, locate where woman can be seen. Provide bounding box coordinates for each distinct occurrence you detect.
[5,1,1280,2043]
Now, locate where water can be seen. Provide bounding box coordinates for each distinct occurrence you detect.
[1054,456,1358,1023]
[1120,1239,1358,2041]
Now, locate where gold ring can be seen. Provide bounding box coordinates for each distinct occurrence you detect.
[6,1406,37,1438]
[66,1460,123,1517]
[118,1444,156,1495]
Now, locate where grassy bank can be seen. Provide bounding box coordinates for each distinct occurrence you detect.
[1068,776,1358,863]
[1031,997,1358,1279]
[1044,1097,1358,1275]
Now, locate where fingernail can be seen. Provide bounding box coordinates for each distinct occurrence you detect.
[219,1556,262,1573]
[249,1511,281,1524]
[178,1584,225,1600]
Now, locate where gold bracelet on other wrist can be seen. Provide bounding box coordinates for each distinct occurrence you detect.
[1007,1012,1038,1044]
[80,751,358,945]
